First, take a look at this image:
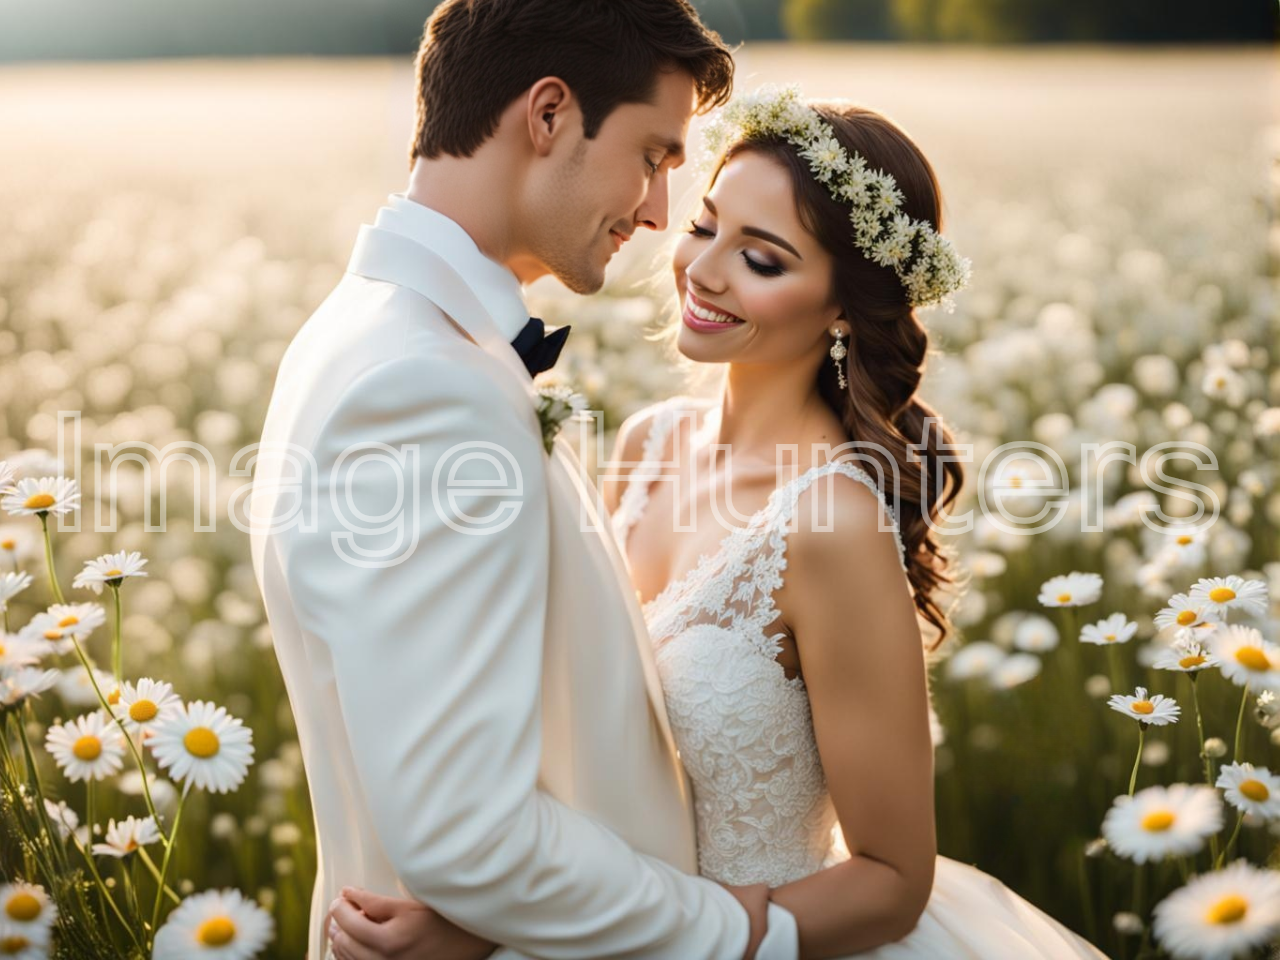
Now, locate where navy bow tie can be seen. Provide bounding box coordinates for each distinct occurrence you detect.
[510,316,571,377]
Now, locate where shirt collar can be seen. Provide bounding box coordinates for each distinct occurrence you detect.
[373,193,530,342]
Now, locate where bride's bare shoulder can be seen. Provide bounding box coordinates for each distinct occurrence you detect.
[602,395,708,513]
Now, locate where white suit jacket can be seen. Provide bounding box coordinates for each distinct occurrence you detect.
[249,196,797,960]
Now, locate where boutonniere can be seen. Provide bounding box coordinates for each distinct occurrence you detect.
[534,383,588,454]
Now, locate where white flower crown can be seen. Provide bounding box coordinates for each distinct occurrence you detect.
[701,85,972,312]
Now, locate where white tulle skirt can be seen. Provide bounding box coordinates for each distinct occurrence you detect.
[847,855,1110,959]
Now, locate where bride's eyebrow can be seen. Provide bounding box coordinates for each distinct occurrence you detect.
[702,197,803,260]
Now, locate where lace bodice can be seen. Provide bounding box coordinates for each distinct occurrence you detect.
[611,398,911,887]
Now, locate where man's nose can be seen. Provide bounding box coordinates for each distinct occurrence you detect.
[634,171,670,233]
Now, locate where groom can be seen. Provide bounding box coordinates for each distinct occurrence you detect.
[249,1,799,958]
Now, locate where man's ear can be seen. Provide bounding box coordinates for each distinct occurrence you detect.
[526,77,574,157]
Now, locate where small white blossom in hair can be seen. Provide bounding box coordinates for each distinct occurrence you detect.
[702,85,972,311]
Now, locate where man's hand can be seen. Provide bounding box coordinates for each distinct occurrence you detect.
[327,887,497,960]
[722,883,771,960]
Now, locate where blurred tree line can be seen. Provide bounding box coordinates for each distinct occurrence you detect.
[0,0,1274,61]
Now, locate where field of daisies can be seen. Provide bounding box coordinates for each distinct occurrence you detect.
[0,47,1276,960]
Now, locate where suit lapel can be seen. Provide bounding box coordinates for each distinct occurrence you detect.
[348,222,680,761]
[551,440,680,760]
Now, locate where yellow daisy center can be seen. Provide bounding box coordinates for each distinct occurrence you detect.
[5,893,40,922]
[197,916,237,946]
[0,935,31,954]
[1175,610,1198,626]
[1131,700,1155,715]
[1235,647,1269,671]
[1204,893,1248,925]
[184,727,221,758]
[1176,535,1193,546]
[1105,633,1117,642]
[1209,586,1236,603]
[57,615,79,627]
[1238,779,1270,802]
[72,735,103,761]
[23,493,55,510]
[0,539,15,550]
[42,629,62,641]
[1010,476,1024,488]
[0,644,5,657]
[1057,592,1072,603]
[1140,810,1174,832]
[129,699,158,723]
[107,688,121,705]
[1179,655,1206,669]
[103,568,123,577]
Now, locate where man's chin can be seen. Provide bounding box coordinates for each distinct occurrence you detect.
[553,263,607,296]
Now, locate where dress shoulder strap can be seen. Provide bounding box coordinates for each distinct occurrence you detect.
[610,396,698,547]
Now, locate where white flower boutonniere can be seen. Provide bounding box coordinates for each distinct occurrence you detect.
[534,383,588,454]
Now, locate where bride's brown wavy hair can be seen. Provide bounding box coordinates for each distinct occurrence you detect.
[716,103,965,652]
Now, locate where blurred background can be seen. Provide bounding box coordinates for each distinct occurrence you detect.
[0,2,1277,958]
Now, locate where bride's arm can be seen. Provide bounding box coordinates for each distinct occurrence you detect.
[767,476,937,960]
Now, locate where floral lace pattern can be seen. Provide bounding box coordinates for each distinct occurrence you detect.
[614,400,910,887]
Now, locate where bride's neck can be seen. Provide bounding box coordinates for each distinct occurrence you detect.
[713,362,835,467]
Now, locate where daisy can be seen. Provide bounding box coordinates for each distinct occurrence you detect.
[92,815,162,858]
[4,450,62,482]
[45,711,126,782]
[71,550,148,595]
[0,462,13,495]
[0,571,33,612]
[1102,784,1223,863]
[944,641,1005,681]
[1157,524,1208,568]
[1013,615,1059,652]
[0,882,56,939]
[0,930,48,958]
[113,677,182,735]
[1155,592,1222,634]
[42,798,79,841]
[1152,860,1280,960]
[988,652,1042,690]
[1108,686,1181,726]
[0,635,40,672]
[149,701,255,794]
[22,603,106,655]
[1038,571,1103,607]
[1215,762,1280,819]
[152,888,274,959]
[54,665,117,708]
[0,667,60,708]
[1152,637,1218,674]
[1209,624,1280,691]
[0,476,80,518]
[1188,575,1269,619]
[0,524,39,565]
[1080,612,1138,646]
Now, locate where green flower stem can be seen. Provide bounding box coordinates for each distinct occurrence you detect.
[1188,675,1220,863]
[13,705,70,873]
[110,582,123,681]
[38,512,65,605]
[137,846,182,906]
[1128,723,1146,797]
[149,787,188,949]
[68,635,165,844]
[68,819,145,954]
[1215,811,1245,870]
[1231,683,1249,762]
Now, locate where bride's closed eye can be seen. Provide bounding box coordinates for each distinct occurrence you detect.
[686,220,786,278]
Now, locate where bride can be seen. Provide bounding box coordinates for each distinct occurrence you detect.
[329,88,1109,960]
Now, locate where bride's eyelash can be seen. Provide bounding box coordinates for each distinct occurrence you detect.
[686,220,785,278]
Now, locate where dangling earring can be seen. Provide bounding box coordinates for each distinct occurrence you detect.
[829,328,848,390]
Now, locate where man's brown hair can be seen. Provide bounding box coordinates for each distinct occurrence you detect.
[411,0,735,162]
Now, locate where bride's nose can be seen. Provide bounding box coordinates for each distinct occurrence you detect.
[685,251,727,297]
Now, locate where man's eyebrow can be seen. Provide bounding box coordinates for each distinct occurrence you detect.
[701,197,803,260]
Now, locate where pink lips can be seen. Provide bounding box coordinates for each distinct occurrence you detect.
[681,293,745,334]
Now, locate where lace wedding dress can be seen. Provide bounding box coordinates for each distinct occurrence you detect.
[610,398,1109,959]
